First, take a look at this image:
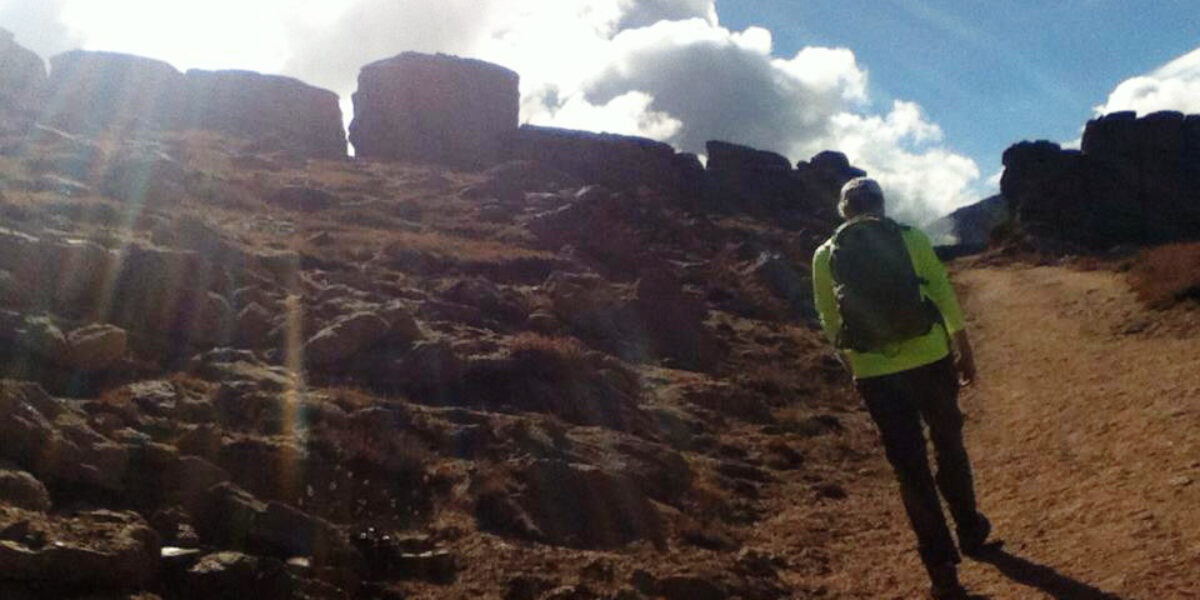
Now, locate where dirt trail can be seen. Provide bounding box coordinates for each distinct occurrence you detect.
[805,264,1200,598]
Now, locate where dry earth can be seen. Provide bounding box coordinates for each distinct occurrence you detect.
[799,264,1200,599]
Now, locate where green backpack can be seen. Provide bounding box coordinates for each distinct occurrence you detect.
[830,216,939,352]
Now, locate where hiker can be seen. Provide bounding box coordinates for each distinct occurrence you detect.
[811,177,991,599]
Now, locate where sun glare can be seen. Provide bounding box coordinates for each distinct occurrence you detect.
[55,0,330,73]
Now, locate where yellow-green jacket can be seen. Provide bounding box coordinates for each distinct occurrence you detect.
[811,224,965,379]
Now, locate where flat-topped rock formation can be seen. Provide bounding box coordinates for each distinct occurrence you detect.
[500,125,683,191]
[44,50,182,135]
[180,70,346,158]
[349,52,520,167]
[39,50,346,157]
[704,142,862,221]
[1002,110,1200,249]
[0,29,46,114]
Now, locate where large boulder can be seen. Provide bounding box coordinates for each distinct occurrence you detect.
[180,551,292,599]
[540,269,719,372]
[706,140,791,174]
[0,29,45,114]
[180,69,346,158]
[475,459,665,550]
[0,469,51,511]
[745,252,814,320]
[633,268,721,371]
[0,380,139,495]
[191,483,354,566]
[463,341,649,434]
[43,50,184,135]
[0,509,161,590]
[349,52,519,168]
[0,229,115,318]
[501,125,681,191]
[0,235,234,356]
[795,150,866,220]
[703,141,856,221]
[105,243,233,354]
[3,316,128,372]
[304,312,392,367]
[62,323,129,371]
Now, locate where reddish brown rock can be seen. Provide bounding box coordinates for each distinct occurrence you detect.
[304,311,392,366]
[0,509,161,589]
[704,141,856,220]
[501,125,680,191]
[0,469,51,512]
[61,323,128,371]
[349,52,519,167]
[180,69,346,158]
[43,50,184,135]
[706,140,791,174]
[476,460,665,550]
[0,29,45,113]
[41,52,345,158]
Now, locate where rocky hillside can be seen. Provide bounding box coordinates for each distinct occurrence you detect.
[0,38,880,600]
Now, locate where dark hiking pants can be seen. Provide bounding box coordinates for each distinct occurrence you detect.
[856,356,984,568]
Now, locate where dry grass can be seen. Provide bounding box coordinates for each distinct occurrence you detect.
[509,332,594,380]
[323,385,389,413]
[1128,242,1200,308]
[773,406,846,438]
[383,230,553,263]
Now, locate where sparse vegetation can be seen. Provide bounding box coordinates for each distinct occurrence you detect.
[382,230,554,264]
[1129,242,1200,308]
[509,332,594,381]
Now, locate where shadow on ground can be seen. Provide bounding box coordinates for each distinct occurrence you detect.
[975,543,1125,600]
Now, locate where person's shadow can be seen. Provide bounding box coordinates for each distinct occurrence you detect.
[970,542,1126,600]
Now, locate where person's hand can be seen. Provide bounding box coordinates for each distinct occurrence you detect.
[952,331,977,386]
[956,348,977,386]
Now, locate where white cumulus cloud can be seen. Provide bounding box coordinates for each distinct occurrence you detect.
[1096,46,1200,115]
[829,101,979,224]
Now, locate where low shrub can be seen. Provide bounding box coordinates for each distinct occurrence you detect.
[1128,242,1200,308]
[509,332,593,381]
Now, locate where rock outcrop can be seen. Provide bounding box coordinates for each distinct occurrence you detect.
[40,51,346,157]
[179,70,347,158]
[43,50,184,135]
[349,52,519,167]
[704,142,860,220]
[0,227,243,364]
[501,125,682,191]
[0,508,162,590]
[1001,110,1200,249]
[0,29,45,114]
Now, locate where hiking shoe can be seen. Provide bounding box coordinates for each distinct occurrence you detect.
[927,562,968,600]
[959,513,992,558]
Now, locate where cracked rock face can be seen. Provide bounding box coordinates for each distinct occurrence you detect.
[40,49,346,158]
[0,28,45,114]
[1003,110,1200,249]
[349,52,520,168]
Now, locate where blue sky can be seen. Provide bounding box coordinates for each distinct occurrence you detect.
[2,0,1198,223]
[719,0,1200,184]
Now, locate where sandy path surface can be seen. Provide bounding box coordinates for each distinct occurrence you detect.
[806,265,1200,598]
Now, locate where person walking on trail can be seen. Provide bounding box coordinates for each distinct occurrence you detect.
[811,177,992,600]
